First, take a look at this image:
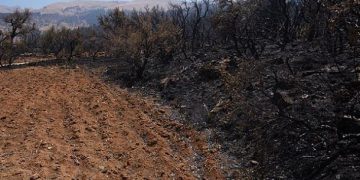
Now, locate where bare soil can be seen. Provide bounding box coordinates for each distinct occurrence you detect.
[0,67,225,179]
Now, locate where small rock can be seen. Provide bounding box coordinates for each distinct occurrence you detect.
[85,127,94,132]
[30,174,40,180]
[198,65,221,81]
[99,166,107,173]
[301,94,309,99]
[250,160,259,165]
[147,140,158,147]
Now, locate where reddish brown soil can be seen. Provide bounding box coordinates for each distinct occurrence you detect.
[0,67,225,179]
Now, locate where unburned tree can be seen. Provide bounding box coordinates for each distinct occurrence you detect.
[99,7,180,79]
[3,9,33,65]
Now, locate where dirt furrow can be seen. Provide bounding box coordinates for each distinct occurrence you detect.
[0,67,225,179]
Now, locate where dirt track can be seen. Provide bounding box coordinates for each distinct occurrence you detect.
[0,67,224,179]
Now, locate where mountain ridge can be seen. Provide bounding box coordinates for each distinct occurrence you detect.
[0,5,17,13]
[0,0,176,30]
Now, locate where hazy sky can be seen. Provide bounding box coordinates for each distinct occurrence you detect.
[0,0,124,9]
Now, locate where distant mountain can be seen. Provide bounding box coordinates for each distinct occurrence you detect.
[0,0,176,30]
[37,1,129,16]
[0,5,16,13]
